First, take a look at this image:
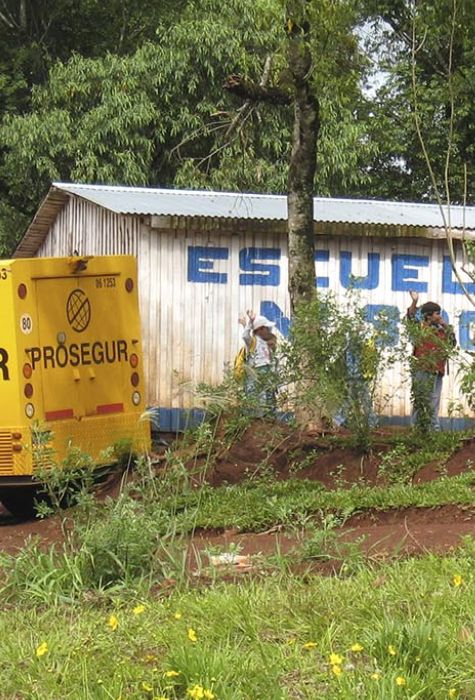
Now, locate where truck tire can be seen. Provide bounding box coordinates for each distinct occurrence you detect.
[0,488,39,519]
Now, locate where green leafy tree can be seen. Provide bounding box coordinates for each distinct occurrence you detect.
[359,0,475,202]
[0,0,186,254]
[0,0,374,255]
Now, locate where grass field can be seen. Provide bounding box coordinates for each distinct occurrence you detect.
[0,554,473,699]
[0,427,474,699]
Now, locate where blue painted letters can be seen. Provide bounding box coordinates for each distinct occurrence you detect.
[314,249,330,288]
[340,251,380,290]
[391,254,429,292]
[260,301,290,337]
[239,247,281,286]
[459,311,475,350]
[187,246,228,284]
[442,256,475,295]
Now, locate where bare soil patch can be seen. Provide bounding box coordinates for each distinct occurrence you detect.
[1,422,474,565]
[185,420,473,489]
[188,503,475,578]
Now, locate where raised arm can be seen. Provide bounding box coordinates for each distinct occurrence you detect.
[407,290,419,319]
[239,311,254,349]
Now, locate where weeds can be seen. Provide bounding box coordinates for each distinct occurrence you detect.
[1,446,474,606]
[283,294,401,450]
[0,417,473,698]
[378,430,463,484]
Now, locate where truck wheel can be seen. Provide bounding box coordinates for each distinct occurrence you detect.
[0,488,39,519]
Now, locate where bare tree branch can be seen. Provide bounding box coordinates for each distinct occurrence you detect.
[411,0,475,306]
[224,54,274,140]
[223,73,291,106]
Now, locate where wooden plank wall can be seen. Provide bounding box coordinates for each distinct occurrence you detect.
[36,195,475,422]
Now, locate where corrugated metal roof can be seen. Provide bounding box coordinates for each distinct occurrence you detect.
[52,181,475,229]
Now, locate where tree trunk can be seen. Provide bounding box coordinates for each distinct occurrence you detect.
[224,4,323,428]
[286,4,320,313]
[286,4,323,430]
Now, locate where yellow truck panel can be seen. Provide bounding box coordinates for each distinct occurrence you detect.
[0,255,150,490]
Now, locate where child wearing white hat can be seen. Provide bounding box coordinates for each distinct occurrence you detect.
[237,310,277,415]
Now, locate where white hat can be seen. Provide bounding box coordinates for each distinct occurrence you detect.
[252,315,275,330]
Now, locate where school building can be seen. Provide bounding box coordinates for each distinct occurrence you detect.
[14,183,475,429]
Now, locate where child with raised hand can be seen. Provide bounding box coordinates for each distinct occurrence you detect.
[406,290,456,431]
[237,310,277,415]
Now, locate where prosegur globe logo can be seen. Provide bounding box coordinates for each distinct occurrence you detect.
[66,289,91,332]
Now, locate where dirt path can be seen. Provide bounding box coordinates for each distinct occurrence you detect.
[187,504,475,567]
[2,503,474,564]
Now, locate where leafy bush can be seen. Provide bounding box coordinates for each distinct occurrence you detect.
[281,294,399,449]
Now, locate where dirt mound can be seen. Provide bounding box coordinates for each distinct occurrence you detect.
[414,435,475,482]
[190,421,383,488]
[1,422,474,560]
[191,420,473,489]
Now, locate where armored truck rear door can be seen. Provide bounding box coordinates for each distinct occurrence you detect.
[33,272,129,420]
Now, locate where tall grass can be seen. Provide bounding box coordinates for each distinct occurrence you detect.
[0,417,474,697]
[0,441,474,605]
[0,553,473,698]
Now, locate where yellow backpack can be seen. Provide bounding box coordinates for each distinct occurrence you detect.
[361,336,378,380]
[233,337,256,381]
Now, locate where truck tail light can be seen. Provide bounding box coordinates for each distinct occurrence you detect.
[24,383,34,398]
[130,353,139,368]
[23,363,32,378]
[18,283,27,299]
[131,372,140,387]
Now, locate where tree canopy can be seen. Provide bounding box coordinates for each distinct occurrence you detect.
[361,0,475,203]
[0,0,473,256]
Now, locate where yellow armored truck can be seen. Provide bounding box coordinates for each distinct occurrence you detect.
[0,255,150,516]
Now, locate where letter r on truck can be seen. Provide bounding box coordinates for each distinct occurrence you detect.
[0,348,9,380]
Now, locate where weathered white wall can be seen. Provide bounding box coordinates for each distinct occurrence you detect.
[37,195,475,423]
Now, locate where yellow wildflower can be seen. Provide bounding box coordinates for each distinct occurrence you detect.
[302,641,317,649]
[448,690,457,699]
[164,670,180,678]
[351,643,364,652]
[332,665,343,677]
[186,688,214,700]
[174,611,182,620]
[370,672,381,681]
[388,644,397,656]
[142,681,153,692]
[395,676,406,686]
[187,627,198,642]
[107,614,119,631]
[36,641,48,658]
[133,604,146,615]
[453,574,463,587]
[155,697,169,700]
[329,652,343,665]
